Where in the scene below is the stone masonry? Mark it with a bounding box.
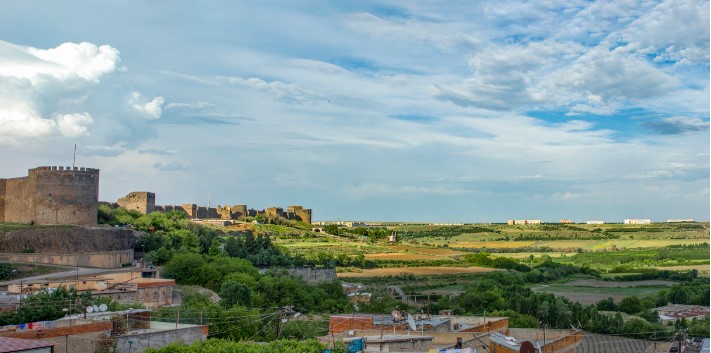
[0,166,99,226]
[118,191,312,223]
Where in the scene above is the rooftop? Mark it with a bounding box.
[0,337,54,352]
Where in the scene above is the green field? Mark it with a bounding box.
[272,222,709,273]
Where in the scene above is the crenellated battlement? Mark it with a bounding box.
[31,166,100,173]
[118,191,312,224]
[1,165,100,225]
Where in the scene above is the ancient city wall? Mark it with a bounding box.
[0,226,136,268]
[118,191,311,223]
[0,226,135,253]
[0,166,99,226]
[0,250,133,268]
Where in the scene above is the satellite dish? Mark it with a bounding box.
[93,305,100,312]
[519,341,535,353]
[407,314,417,331]
[86,306,94,313]
[99,304,108,312]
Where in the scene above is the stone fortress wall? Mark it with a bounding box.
[0,166,99,226]
[0,226,136,268]
[118,191,312,224]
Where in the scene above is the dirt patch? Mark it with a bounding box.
[563,279,675,288]
[656,265,710,272]
[337,266,497,278]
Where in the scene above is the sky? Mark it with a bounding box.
[0,1,708,223]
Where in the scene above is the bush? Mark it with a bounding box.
[0,263,13,280]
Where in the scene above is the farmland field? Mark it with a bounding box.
[363,253,440,261]
[561,279,675,287]
[532,281,672,305]
[387,245,467,256]
[336,266,497,278]
[272,222,709,273]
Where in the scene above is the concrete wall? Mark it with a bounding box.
[1,166,99,226]
[114,324,208,353]
[92,285,174,307]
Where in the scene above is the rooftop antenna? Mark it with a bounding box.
[72,143,77,168]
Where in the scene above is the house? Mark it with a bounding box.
[6,269,175,308]
[0,337,54,353]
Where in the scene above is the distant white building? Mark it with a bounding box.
[667,219,694,223]
[624,219,651,225]
[586,221,604,225]
[507,219,542,225]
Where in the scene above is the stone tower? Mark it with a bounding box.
[117,192,156,214]
[0,166,100,226]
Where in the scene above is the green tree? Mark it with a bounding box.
[0,263,13,280]
[596,297,617,311]
[618,296,643,315]
[638,309,659,323]
[324,224,340,235]
[220,281,252,308]
[162,253,209,286]
[146,246,174,265]
[689,318,710,337]
[622,318,652,337]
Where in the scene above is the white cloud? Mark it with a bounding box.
[27,42,120,82]
[56,112,93,136]
[619,0,710,64]
[345,12,481,52]
[0,40,120,144]
[153,161,190,171]
[130,92,165,119]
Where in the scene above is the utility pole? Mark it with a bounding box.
[18,281,23,312]
[543,324,547,353]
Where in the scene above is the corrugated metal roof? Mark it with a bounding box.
[0,336,54,352]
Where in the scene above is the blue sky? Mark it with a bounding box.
[0,1,708,222]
